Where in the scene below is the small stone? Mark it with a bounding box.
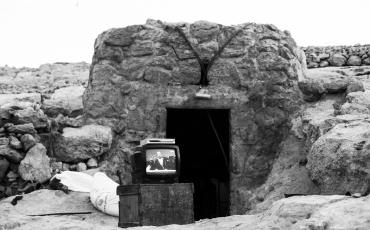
[3,123,13,129]
[0,137,9,146]
[50,161,63,174]
[362,58,370,65]
[307,62,319,68]
[0,127,5,133]
[6,171,19,182]
[5,186,12,196]
[7,123,36,134]
[319,61,329,68]
[69,164,77,171]
[128,105,136,110]
[0,157,10,181]
[20,134,37,151]
[318,53,330,60]
[86,158,98,169]
[77,162,87,172]
[352,193,362,198]
[18,143,51,183]
[9,136,22,150]
[0,185,5,193]
[62,163,70,171]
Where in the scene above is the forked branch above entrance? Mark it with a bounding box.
[172,26,242,86]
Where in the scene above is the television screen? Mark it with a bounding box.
[145,149,176,175]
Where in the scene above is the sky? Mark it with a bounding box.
[0,0,369,68]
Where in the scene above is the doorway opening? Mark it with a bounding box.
[166,108,230,220]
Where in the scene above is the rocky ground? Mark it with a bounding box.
[1,62,370,229]
[1,189,370,230]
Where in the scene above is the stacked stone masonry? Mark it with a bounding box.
[83,19,306,214]
[302,44,370,68]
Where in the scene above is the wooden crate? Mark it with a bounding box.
[116,183,194,228]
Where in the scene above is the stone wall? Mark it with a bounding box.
[0,63,113,199]
[302,44,370,68]
[83,19,306,214]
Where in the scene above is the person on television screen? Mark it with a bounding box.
[150,151,166,170]
[165,155,176,170]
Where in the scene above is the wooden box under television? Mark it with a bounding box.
[116,183,194,228]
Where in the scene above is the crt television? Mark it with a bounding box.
[131,139,181,184]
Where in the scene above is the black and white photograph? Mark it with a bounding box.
[1,0,370,229]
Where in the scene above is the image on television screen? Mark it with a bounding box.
[146,149,176,175]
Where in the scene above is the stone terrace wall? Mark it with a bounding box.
[302,44,370,68]
[83,19,306,214]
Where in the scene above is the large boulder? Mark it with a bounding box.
[299,68,365,101]
[53,125,113,163]
[43,85,85,117]
[18,143,51,183]
[307,119,370,195]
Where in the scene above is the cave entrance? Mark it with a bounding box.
[166,108,230,220]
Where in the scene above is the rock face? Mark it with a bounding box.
[53,125,113,163]
[299,65,370,198]
[18,143,51,183]
[83,20,305,214]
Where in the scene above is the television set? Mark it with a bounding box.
[131,139,181,184]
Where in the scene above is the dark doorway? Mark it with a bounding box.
[166,108,230,220]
